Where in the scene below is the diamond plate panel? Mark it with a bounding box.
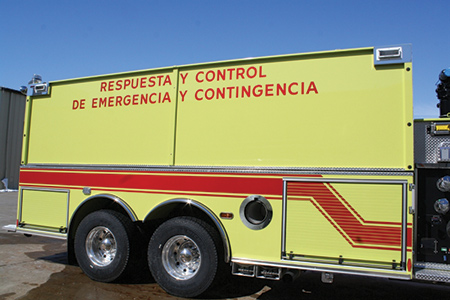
[415,269,450,282]
[415,121,450,163]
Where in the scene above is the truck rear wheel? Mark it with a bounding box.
[148,217,220,298]
[74,210,135,282]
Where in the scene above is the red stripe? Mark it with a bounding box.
[20,169,284,196]
[287,181,404,248]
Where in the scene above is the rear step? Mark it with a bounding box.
[231,263,302,281]
[232,263,281,280]
[415,262,450,282]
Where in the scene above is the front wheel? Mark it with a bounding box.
[148,217,220,298]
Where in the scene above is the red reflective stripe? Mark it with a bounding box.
[288,181,402,247]
[19,169,285,196]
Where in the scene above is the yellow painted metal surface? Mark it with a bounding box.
[20,189,69,230]
[175,50,413,169]
[26,69,178,165]
[23,47,413,170]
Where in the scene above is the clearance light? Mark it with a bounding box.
[436,124,450,131]
[376,47,402,60]
[373,45,411,66]
[220,212,234,220]
[431,123,450,136]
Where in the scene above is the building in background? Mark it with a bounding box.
[0,87,26,190]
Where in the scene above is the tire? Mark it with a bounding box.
[74,210,135,282]
[148,217,220,298]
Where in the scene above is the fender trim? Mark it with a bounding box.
[145,198,231,263]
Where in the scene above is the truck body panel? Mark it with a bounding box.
[26,69,178,165]
[22,47,413,170]
[18,167,413,277]
[20,45,443,296]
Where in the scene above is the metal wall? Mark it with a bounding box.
[0,87,26,190]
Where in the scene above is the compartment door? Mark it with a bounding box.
[282,177,408,269]
[19,188,70,234]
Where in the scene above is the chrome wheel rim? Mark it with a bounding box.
[162,235,201,280]
[86,226,117,267]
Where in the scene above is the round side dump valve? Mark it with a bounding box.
[240,195,272,230]
[434,198,450,214]
[437,176,450,192]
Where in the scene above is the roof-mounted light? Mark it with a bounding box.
[439,68,450,82]
[28,74,42,85]
[19,86,28,95]
[23,74,49,96]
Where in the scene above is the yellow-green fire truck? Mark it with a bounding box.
[14,44,450,297]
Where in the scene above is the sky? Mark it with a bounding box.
[1,0,449,118]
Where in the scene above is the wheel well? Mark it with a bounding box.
[68,197,230,265]
[67,196,136,265]
[143,199,230,263]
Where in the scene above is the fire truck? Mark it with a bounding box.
[15,45,450,297]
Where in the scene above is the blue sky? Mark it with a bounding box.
[1,0,449,118]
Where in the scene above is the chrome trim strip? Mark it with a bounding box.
[145,198,231,263]
[402,182,408,268]
[231,258,411,280]
[283,177,409,184]
[72,194,138,222]
[409,183,416,214]
[281,180,288,256]
[21,163,413,177]
[15,228,67,240]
